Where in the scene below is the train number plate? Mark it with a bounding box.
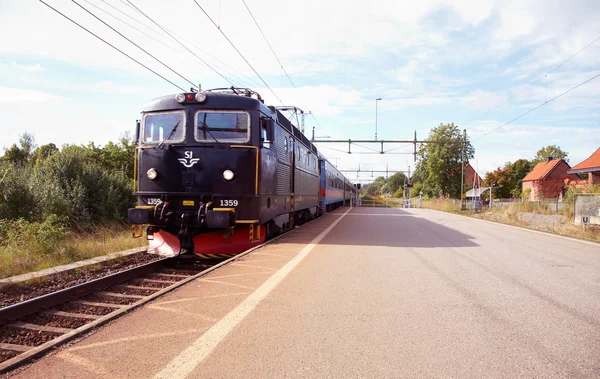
[147,198,162,205]
[219,199,239,207]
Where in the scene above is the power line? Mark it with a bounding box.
[241,0,302,102]
[88,0,261,89]
[465,33,600,126]
[473,70,600,142]
[72,0,198,89]
[111,0,263,89]
[242,0,328,134]
[83,0,177,52]
[125,0,236,86]
[191,0,283,104]
[100,0,171,42]
[39,0,186,91]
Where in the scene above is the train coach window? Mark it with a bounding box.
[142,111,186,144]
[195,111,249,143]
[284,137,289,154]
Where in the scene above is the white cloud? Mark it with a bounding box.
[460,90,508,111]
[20,63,46,72]
[0,86,66,103]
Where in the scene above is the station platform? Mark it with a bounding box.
[13,207,600,378]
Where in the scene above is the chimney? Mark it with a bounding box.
[546,156,553,163]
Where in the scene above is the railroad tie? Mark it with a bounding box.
[96,291,145,300]
[72,300,124,309]
[42,310,101,320]
[0,342,29,352]
[9,321,72,334]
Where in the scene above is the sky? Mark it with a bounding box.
[1,0,599,182]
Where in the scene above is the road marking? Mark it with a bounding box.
[205,272,273,280]
[146,304,217,322]
[251,252,288,257]
[229,262,279,270]
[197,279,254,290]
[70,329,205,352]
[233,258,288,263]
[154,207,351,379]
[58,352,122,378]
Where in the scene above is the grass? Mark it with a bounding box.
[420,199,600,242]
[0,222,146,279]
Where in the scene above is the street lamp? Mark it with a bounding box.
[375,98,382,140]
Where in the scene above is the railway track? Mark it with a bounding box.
[0,255,236,374]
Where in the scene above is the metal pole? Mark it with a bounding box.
[375,98,382,140]
[460,129,466,210]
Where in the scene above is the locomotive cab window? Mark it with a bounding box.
[195,111,249,143]
[142,111,186,144]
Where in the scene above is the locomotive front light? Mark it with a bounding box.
[175,93,186,103]
[147,168,158,180]
[223,169,235,181]
[195,91,207,102]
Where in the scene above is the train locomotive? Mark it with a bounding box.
[128,87,357,259]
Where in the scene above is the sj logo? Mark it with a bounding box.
[178,151,200,168]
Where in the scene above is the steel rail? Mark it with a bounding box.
[0,259,168,326]
[0,242,269,374]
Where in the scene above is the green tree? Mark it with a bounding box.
[381,172,407,195]
[532,145,568,165]
[483,167,513,198]
[507,158,532,197]
[361,176,386,196]
[32,143,59,166]
[414,123,474,198]
[1,132,37,166]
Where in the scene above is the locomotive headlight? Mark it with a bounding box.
[223,169,235,181]
[147,168,158,180]
[175,93,186,103]
[195,91,207,102]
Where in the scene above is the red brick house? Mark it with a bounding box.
[521,158,579,200]
[465,163,482,188]
[567,147,600,188]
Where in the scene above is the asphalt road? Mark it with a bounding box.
[15,208,600,378]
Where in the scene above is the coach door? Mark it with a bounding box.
[289,137,295,226]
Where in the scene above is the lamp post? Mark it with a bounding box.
[375,98,382,140]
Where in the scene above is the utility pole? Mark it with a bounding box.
[407,165,411,207]
[460,129,466,211]
[375,98,382,140]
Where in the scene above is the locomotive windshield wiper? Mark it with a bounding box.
[156,120,180,149]
[198,119,225,147]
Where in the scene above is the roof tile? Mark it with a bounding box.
[522,159,562,181]
[571,147,600,171]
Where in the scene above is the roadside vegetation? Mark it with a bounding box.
[359,124,598,242]
[0,133,144,279]
[418,186,600,242]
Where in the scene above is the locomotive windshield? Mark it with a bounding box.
[142,111,185,144]
[195,111,249,143]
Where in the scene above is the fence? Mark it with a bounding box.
[352,198,389,207]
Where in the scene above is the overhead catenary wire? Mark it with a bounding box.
[241,0,328,135]
[111,0,264,89]
[86,0,262,89]
[83,0,178,52]
[464,33,600,127]
[191,0,283,104]
[39,0,186,91]
[125,0,236,87]
[241,1,303,103]
[473,70,600,142]
[72,0,198,89]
